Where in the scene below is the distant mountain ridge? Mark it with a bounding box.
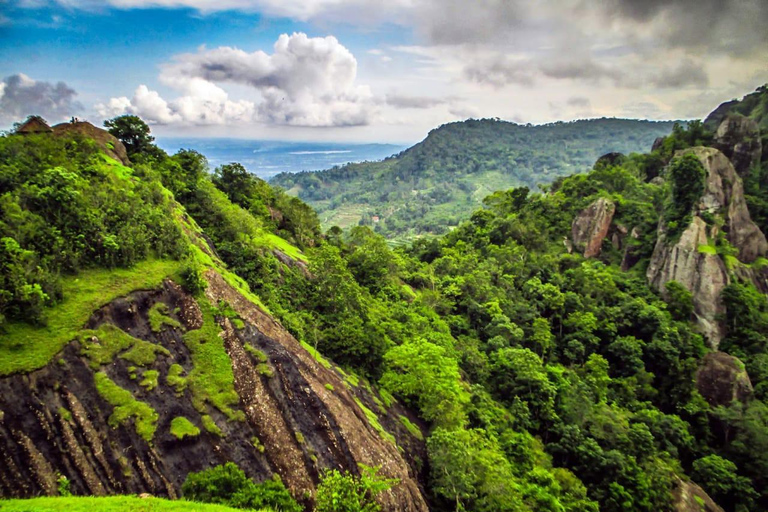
[271,117,678,241]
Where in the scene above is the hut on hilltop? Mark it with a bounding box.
[15,116,52,134]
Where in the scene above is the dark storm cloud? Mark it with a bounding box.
[463,56,535,87]
[567,96,591,107]
[0,74,83,124]
[652,59,709,88]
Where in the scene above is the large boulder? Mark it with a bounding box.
[52,121,131,166]
[672,478,725,512]
[647,216,729,346]
[690,147,767,263]
[713,114,762,176]
[695,352,753,407]
[571,197,615,259]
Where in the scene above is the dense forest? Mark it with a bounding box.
[271,118,677,242]
[1,85,768,512]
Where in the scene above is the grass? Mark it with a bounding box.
[170,416,200,439]
[181,300,244,422]
[0,259,182,376]
[256,233,307,263]
[244,344,268,363]
[79,324,170,369]
[256,363,274,378]
[0,496,265,511]
[140,370,159,391]
[697,244,717,255]
[94,372,158,442]
[398,415,424,441]
[201,414,222,436]
[148,303,181,332]
[167,364,188,394]
[354,397,396,445]
[378,389,395,408]
[299,341,332,369]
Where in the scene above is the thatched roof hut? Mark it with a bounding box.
[15,116,52,134]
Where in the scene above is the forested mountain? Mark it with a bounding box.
[271,118,677,241]
[2,85,768,512]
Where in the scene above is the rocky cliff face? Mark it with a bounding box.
[571,197,615,259]
[672,478,725,512]
[695,352,753,408]
[647,147,768,347]
[52,121,131,166]
[713,115,762,177]
[0,273,429,511]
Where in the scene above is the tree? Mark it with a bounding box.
[315,465,398,512]
[691,455,757,512]
[104,115,155,156]
[664,281,693,321]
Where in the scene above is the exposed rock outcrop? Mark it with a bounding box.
[696,352,753,408]
[713,114,762,176]
[594,152,626,169]
[571,198,615,259]
[52,121,131,166]
[672,478,725,512]
[691,147,767,263]
[647,216,729,345]
[0,276,429,511]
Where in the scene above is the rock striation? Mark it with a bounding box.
[713,114,762,177]
[571,197,615,259]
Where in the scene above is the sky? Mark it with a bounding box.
[0,0,767,143]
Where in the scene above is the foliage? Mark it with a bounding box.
[664,153,707,239]
[104,115,155,157]
[94,371,158,442]
[182,463,300,512]
[0,496,258,512]
[314,464,398,512]
[170,416,200,439]
[272,118,676,241]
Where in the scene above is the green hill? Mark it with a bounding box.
[271,117,676,241]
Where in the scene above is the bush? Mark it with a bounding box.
[182,462,301,512]
[315,465,398,512]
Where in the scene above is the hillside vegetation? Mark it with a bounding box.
[271,118,676,241]
[1,86,768,512]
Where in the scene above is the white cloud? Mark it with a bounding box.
[98,32,374,127]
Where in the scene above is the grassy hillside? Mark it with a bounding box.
[271,117,676,240]
[0,496,267,511]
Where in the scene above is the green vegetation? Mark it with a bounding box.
[182,463,300,512]
[201,414,222,436]
[315,464,398,512]
[79,323,170,369]
[0,259,181,376]
[140,370,159,391]
[354,397,396,445]
[170,416,200,439]
[181,301,243,421]
[398,415,423,441]
[148,302,181,332]
[94,372,158,442]
[167,364,188,394]
[272,118,676,241]
[0,496,253,512]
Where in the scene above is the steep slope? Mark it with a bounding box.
[272,118,676,241]
[0,126,428,510]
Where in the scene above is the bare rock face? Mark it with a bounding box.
[690,147,767,263]
[0,276,429,511]
[695,352,753,408]
[672,478,725,512]
[52,121,131,166]
[713,114,762,176]
[571,198,615,259]
[647,217,729,346]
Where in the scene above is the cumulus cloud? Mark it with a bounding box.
[99,33,374,127]
[0,73,83,124]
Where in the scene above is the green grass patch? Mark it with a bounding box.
[148,303,181,332]
[140,370,159,391]
[57,407,73,424]
[94,372,158,442]
[243,344,268,363]
[256,363,274,378]
[166,364,188,394]
[299,341,332,369]
[201,414,222,436]
[182,300,244,421]
[0,259,181,376]
[79,324,170,369]
[697,244,717,255]
[170,416,200,439]
[256,232,307,263]
[354,397,396,445]
[398,415,424,441]
[324,383,335,392]
[0,496,256,511]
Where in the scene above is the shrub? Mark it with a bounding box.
[182,462,300,512]
[315,464,398,512]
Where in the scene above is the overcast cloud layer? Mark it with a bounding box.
[5,0,768,140]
